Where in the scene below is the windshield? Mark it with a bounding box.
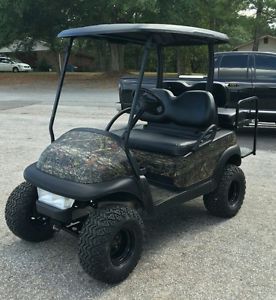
[11,58,22,63]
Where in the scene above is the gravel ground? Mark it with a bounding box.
[0,85,275,300]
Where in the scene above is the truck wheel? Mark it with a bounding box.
[203,165,246,218]
[5,182,54,242]
[79,207,144,284]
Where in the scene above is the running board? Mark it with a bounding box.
[150,179,216,208]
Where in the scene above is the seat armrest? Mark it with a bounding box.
[191,124,217,152]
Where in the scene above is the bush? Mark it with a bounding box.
[36,58,52,72]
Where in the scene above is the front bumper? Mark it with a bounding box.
[36,201,73,223]
[24,163,141,202]
[18,66,32,72]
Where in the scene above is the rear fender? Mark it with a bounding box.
[213,144,241,183]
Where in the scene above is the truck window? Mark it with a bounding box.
[218,54,248,81]
[255,55,276,81]
[214,56,219,80]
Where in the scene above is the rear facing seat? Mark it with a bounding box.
[190,82,249,128]
[163,81,191,96]
[218,107,248,128]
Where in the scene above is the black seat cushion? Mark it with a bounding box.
[218,108,248,128]
[113,126,199,156]
[113,90,218,156]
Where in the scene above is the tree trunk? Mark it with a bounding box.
[177,48,184,75]
[54,52,61,74]
[177,48,191,75]
[252,0,264,51]
[110,43,124,73]
[96,43,108,72]
[119,45,125,71]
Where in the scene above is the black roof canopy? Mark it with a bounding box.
[58,23,229,46]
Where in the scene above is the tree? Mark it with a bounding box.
[0,0,84,71]
[242,0,276,50]
[74,0,155,72]
[0,0,275,74]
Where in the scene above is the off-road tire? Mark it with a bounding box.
[203,164,246,218]
[13,67,19,73]
[5,182,54,242]
[79,207,144,284]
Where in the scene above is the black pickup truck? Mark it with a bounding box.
[119,51,276,122]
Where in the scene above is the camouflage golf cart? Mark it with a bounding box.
[5,24,258,284]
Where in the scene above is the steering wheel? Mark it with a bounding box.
[136,88,165,119]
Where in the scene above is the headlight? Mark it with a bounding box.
[115,102,122,111]
[37,188,75,210]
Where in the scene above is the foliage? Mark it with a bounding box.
[0,0,275,73]
[242,0,276,50]
[36,58,52,72]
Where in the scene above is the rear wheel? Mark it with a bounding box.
[203,164,246,218]
[79,207,144,284]
[5,182,54,242]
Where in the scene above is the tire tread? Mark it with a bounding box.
[79,206,144,283]
[5,182,54,242]
[203,165,246,218]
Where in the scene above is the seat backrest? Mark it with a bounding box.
[168,90,217,128]
[163,81,191,96]
[141,89,217,128]
[190,82,230,107]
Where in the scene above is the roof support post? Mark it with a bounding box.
[123,37,152,178]
[49,37,73,142]
[124,37,152,145]
[156,46,164,88]
[206,43,214,92]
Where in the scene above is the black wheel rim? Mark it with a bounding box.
[110,228,135,266]
[228,181,240,207]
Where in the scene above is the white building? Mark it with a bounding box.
[233,35,276,53]
[0,41,50,54]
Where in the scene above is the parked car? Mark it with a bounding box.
[66,64,78,72]
[119,51,276,123]
[0,57,32,72]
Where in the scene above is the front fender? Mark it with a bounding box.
[24,163,142,202]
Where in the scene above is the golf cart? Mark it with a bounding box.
[5,24,258,284]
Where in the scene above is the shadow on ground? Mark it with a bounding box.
[237,125,276,152]
[1,199,224,296]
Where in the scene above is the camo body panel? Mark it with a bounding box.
[37,129,133,184]
[133,132,237,188]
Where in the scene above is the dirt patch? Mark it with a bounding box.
[0,72,120,88]
[0,100,41,111]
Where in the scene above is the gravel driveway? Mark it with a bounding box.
[0,85,275,300]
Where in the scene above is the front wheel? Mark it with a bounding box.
[5,182,54,242]
[13,67,19,73]
[203,164,246,218]
[79,207,144,284]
